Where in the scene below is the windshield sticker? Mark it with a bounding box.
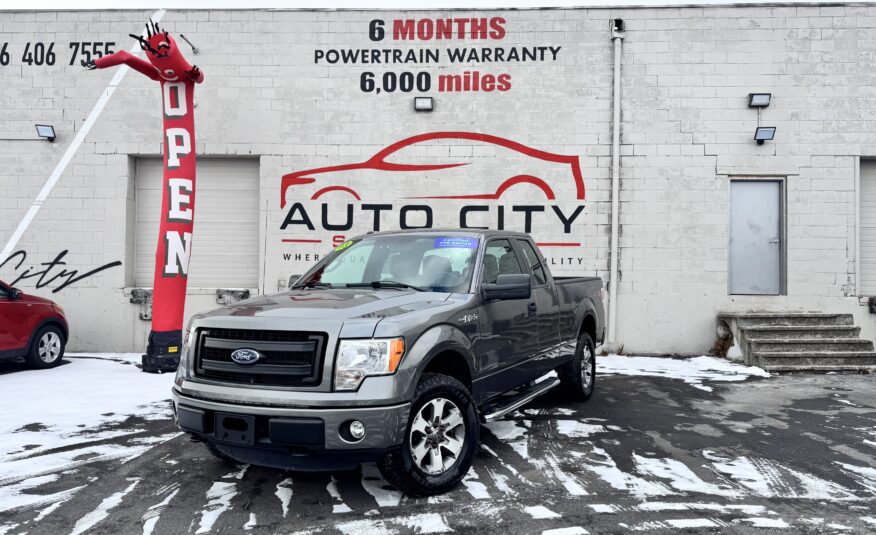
[334,240,354,252]
[434,237,478,249]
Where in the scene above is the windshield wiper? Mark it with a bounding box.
[346,280,426,292]
[291,281,333,289]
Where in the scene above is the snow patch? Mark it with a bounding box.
[361,463,403,507]
[738,517,790,528]
[837,462,876,493]
[336,519,393,535]
[705,450,857,500]
[327,476,352,514]
[588,504,619,514]
[486,468,515,496]
[275,477,293,518]
[635,455,740,497]
[598,355,769,391]
[142,488,179,535]
[484,419,530,459]
[196,480,238,534]
[70,478,139,535]
[541,527,588,535]
[554,420,609,438]
[582,448,674,498]
[0,355,173,460]
[533,452,587,496]
[524,505,561,519]
[462,468,490,500]
[34,498,69,522]
[395,513,452,533]
[636,502,769,515]
[665,518,719,528]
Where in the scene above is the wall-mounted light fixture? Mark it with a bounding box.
[748,93,771,108]
[414,96,433,112]
[35,124,56,142]
[754,126,776,145]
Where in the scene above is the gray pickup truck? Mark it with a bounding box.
[172,229,604,495]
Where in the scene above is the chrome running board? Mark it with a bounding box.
[481,376,561,422]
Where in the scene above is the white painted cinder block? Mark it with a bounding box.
[1,4,875,354]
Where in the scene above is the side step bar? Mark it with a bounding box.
[481,376,561,422]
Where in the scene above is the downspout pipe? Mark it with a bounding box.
[606,19,625,354]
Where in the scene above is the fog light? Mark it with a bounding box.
[349,420,366,440]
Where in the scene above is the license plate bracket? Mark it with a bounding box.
[214,412,255,446]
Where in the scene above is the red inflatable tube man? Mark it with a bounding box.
[86,21,204,372]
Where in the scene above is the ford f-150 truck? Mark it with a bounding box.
[172,229,604,495]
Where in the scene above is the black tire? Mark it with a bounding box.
[557,332,596,401]
[378,373,480,496]
[25,325,65,369]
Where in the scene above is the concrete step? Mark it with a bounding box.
[749,338,875,353]
[754,351,876,369]
[762,364,876,373]
[741,325,861,339]
[732,313,854,328]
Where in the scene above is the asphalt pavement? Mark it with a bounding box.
[1,358,875,534]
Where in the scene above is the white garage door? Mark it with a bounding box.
[135,158,260,288]
[861,160,876,295]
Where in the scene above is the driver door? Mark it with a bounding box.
[474,239,539,400]
[0,282,26,352]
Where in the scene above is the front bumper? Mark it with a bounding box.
[172,388,410,459]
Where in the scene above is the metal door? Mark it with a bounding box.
[860,161,876,295]
[729,180,783,295]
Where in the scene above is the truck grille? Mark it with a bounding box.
[193,328,326,387]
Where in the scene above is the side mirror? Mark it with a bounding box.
[11,288,22,299]
[288,275,302,288]
[482,274,531,301]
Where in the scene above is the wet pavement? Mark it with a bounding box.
[1,356,875,534]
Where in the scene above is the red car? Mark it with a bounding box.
[0,280,68,368]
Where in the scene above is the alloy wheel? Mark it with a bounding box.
[580,344,594,391]
[409,397,465,475]
[39,331,62,363]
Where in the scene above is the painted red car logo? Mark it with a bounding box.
[280,132,585,208]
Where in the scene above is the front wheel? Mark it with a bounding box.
[25,325,65,369]
[378,373,480,496]
[557,332,596,401]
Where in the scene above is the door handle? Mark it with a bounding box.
[769,238,780,244]
[528,302,537,315]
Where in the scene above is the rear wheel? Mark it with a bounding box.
[378,373,479,496]
[25,325,65,369]
[557,332,596,401]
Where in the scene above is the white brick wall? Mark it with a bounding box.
[1,5,875,353]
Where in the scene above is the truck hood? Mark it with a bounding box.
[196,288,453,321]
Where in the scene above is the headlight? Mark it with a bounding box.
[176,329,192,386]
[335,338,404,391]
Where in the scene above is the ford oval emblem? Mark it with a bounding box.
[230,348,261,366]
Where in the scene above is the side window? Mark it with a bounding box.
[0,285,8,299]
[482,239,522,284]
[517,240,547,286]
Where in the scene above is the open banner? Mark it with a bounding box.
[87,21,204,372]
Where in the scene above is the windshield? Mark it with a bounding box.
[298,235,479,293]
